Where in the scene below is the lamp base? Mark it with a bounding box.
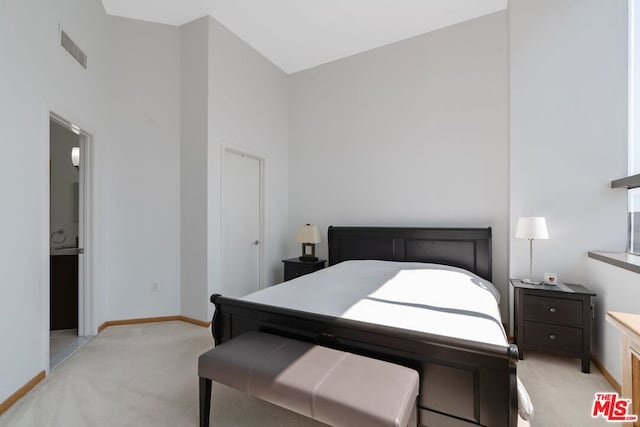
[299,243,317,262]
[522,278,543,285]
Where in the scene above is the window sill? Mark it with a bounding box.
[588,251,640,275]
[611,173,640,189]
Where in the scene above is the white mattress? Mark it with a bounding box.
[242,260,508,348]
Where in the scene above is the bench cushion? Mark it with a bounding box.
[199,331,419,427]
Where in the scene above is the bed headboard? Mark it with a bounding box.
[327,226,492,282]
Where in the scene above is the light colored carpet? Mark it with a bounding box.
[518,351,613,427]
[0,322,614,426]
[1,322,323,427]
[50,329,93,369]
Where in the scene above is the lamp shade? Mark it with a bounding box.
[71,147,80,167]
[515,217,549,240]
[295,224,321,244]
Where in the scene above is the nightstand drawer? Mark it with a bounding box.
[523,321,582,353]
[285,263,311,279]
[523,295,582,326]
[282,258,326,282]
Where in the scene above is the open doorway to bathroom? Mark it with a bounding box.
[49,113,93,368]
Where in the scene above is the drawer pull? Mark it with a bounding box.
[549,333,557,340]
[549,307,557,313]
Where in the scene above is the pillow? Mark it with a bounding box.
[517,377,534,421]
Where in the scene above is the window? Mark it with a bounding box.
[631,189,640,254]
[621,0,640,254]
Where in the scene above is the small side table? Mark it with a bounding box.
[282,258,326,281]
[511,278,596,373]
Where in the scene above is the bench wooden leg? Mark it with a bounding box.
[200,377,212,427]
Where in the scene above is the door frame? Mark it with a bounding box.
[47,112,95,340]
[220,147,265,297]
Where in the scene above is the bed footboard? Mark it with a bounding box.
[211,294,519,427]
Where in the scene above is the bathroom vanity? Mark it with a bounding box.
[50,252,78,330]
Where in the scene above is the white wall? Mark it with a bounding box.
[178,17,290,321]
[288,12,510,314]
[588,258,640,384]
[180,17,210,321]
[50,122,80,247]
[509,0,628,284]
[0,0,109,404]
[0,0,182,403]
[106,16,181,320]
[207,18,289,307]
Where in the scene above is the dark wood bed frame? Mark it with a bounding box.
[210,226,519,427]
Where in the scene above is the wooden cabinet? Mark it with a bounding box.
[511,279,595,373]
[282,258,326,281]
[50,255,78,330]
[607,311,640,426]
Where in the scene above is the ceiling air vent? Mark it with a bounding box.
[60,30,87,69]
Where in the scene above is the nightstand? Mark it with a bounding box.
[282,258,326,281]
[511,278,596,373]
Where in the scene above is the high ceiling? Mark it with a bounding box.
[101,0,507,74]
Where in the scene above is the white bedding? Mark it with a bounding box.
[242,260,508,348]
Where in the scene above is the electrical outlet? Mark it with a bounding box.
[151,282,159,292]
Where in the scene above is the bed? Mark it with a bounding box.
[210,226,519,426]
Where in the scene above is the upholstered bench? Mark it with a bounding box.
[198,331,419,427]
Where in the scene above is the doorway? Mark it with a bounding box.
[222,149,263,298]
[49,113,93,368]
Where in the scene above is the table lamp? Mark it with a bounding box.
[296,224,321,261]
[515,217,549,284]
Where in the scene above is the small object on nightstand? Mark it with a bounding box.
[543,272,558,285]
[282,258,326,282]
[511,278,596,373]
